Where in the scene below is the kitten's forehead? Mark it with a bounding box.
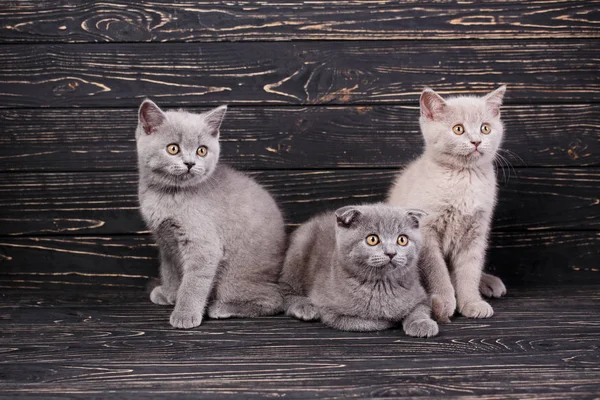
[359,206,412,233]
[165,111,210,135]
[444,96,491,122]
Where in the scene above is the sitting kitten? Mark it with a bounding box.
[388,87,508,322]
[280,204,438,337]
[136,100,286,329]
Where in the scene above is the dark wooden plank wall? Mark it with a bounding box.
[0,1,598,289]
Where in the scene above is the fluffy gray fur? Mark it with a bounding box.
[280,203,438,337]
[387,87,508,322]
[136,100,286,329]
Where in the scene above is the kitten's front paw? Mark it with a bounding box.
[150,286,176,305]
[404,318,439,338]
[480,273,507,298]
[287,302,319,321]
[460,300,494,319]
[170,309,203,329]
[431,292,456,323]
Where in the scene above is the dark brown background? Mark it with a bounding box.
[0,1,598,289]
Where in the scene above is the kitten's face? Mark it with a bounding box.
[419,86,506,166]
[334,205,424,277]
[135,100,226,189]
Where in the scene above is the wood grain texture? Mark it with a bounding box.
[0,168,597,237]
[0,232,598,288]
[0,40,598,107]
[0,231,600,290]
[0,287,598,398]
[1,104,598,172]
[1,1,599,43]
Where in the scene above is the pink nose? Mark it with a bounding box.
[471,141,481,148]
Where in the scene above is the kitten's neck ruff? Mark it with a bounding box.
[424,148,494,174]
[139,165,218,197]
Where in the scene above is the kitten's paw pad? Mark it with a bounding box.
[287,302,319,321]
[431,293,456,323]
[150,286,175,306]
[460,300,494,319]
[479,274,507,298]
[207,302,232,319]
[404,318,439,338]
[170,310,203,329]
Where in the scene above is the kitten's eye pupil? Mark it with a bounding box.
[481,123,491,134]
[167,144,179,155]
[366,235,380,246]
[452,124,465,135]
[197,146,208,157]
[397,235,409,246]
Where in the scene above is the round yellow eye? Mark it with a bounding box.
[167,144,179,155]
[366,235,380,246]
[452,124,465,135]
[197,146,208,157]
[397,235,409,246]
[481,123,491,134]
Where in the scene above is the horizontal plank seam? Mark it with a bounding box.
[1,37,599,45]
[0,166,598,175]
[2,100,600,111]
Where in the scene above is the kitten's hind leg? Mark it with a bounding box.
[480,272,507,298]
[208,283,284,319]
[322,313,393,331]
[284,296,320,321]
[402,303,439,338]
[207,299,280,319]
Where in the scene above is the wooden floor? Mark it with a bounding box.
[1,286,599,399]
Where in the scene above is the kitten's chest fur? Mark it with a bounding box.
[320,268,422,321]
[430,166,497,251]
[139,187,209,231]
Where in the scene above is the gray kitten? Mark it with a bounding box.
[136,100,286,329]
[280,203,439,337]
[388,87,508,322]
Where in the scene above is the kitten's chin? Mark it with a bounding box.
[147,168,211,190]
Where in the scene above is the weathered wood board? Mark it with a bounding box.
[1,1,598,42]
[0,287,598,398]
[0,41,598,107]
[1,104,597,172]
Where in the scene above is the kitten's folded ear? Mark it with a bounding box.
[139,99,166,135]
[420,88,447,120]
[204,105,228,137]
[405,209,427,229]
[484,85,506,117]
[335,206,362,228]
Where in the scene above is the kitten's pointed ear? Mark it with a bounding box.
[405,209,427,229]
[420,88,447,120]
[484,85,506,117]
[335,206,362,228]
[139,99,166,135]
[204,105,227,137]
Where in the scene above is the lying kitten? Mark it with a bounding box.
[388,87,508,322]
[280,204,438,337]
[136,100,286,329]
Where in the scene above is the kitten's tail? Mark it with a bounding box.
[146,277,161,295]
